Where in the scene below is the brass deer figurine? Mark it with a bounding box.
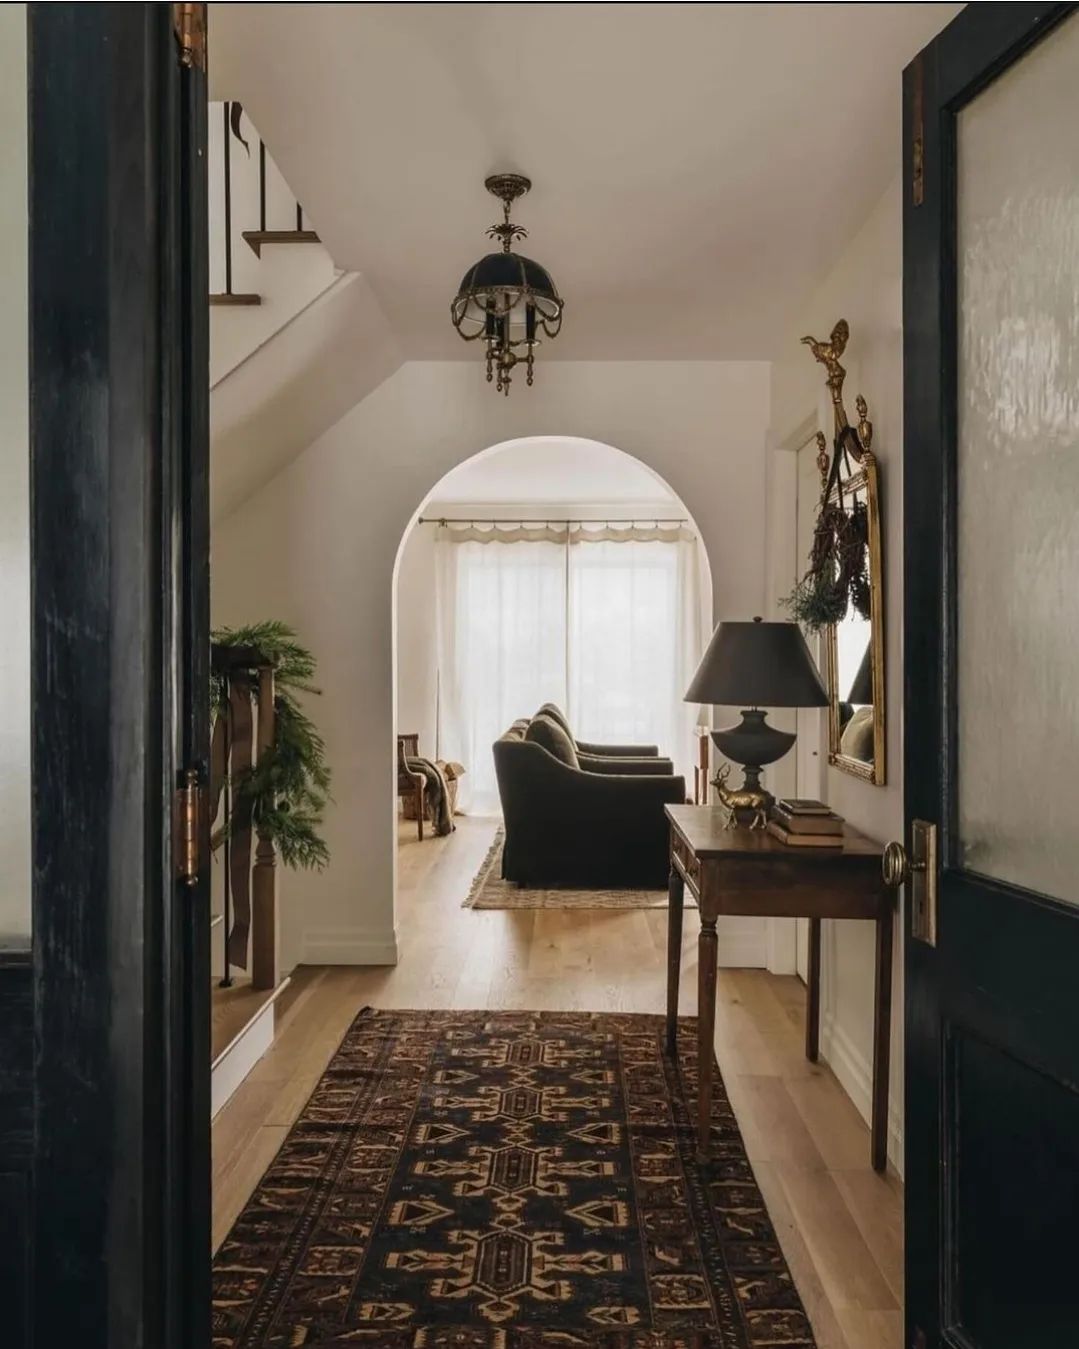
[713,763,768,831]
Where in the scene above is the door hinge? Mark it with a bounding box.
[911,54,925,207]
[173,2,207,72]
[174,768,204,887]
[909,819,938,946]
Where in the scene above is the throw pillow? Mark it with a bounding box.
[525,714,579,769]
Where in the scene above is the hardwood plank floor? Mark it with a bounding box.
[213,814,903,1348]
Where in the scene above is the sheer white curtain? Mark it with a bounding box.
[436,527,567,813]
[568,529,702,781]
[436,523,704,812]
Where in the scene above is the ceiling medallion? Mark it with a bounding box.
[450,173,564,395]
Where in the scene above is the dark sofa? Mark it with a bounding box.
[493,713,685,890]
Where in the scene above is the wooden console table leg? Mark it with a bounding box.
[871,906,894,1173]
[697,915,718,1160]
[665,865,685,1056]
[805,916,821,1062]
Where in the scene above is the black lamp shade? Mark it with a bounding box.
[452,252,563,336]
[684,618,828,709]
[455,251,560,304]
[848,642,874,704]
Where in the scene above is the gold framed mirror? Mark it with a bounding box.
[824,454,885,783]
[791,319,886,785]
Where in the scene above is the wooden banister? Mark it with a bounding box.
[251,663,278,991]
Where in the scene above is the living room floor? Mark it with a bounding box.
[213,815,903,1349]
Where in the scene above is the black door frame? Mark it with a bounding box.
[902,5,1077,1347]
[26,5,210,1346]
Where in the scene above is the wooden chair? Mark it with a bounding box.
[397,733,425,840]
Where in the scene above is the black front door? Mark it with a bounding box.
[902,6,1079,1347]
[27,6,211,1346]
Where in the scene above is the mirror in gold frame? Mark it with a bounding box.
[797,318,885,785]
[824,454,884,783]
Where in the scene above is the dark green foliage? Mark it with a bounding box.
[212,620,331,871]
[783,496,871,633]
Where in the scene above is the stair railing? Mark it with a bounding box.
[210,100,319,307]
[211,642,278,992]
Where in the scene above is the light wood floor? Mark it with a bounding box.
[213,815,903,1349]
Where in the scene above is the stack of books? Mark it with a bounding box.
[767,798,844,848]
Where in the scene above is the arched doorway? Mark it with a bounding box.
[392,435,713,892]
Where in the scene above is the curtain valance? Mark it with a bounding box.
[435,522,696,545]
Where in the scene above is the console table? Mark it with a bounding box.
[664,803,894,1172]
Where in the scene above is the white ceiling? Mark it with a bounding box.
[211,2,959,360]
[426,436,680,509]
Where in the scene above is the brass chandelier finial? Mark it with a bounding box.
[450,173,564,395]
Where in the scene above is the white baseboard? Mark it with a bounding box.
[211,998,275,1118]
[300,925,399,966]
[716,917,768,968]
[820,1009,903,1175]
[765,916,798,975]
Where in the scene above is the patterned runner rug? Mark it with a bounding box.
[463,832,681,910]
[213,1008,815,1348]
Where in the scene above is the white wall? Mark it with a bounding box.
[394,521,438,758]
[0,5,29,945]
[212,359,771,971]
[765,178,905,1169]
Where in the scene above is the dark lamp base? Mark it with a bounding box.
[710,708,797,797]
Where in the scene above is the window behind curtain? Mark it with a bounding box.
[569,537,693,763]
[436,526,703,813]
[436,535,567,812]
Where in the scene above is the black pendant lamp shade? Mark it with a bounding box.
[451,173,563,395]
[452,253,562,334]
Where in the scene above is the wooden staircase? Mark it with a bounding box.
[210,101,322,309]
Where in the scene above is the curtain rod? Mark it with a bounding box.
[417,516,689,525]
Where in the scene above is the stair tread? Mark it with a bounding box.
[242,228,321,257]
[210,292,262,306]
[211,974,291,1064]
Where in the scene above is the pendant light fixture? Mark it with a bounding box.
[450,174,564,395]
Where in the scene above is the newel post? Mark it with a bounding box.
[251,663,278,991]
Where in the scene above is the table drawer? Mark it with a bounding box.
[671,831,701,896]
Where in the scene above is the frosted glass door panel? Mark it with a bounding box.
[0,4,29,945]
[956,14,1079,904]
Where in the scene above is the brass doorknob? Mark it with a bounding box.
[882,840,914,888]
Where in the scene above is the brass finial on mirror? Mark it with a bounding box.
[815,431,830,489]
[855,394,873,456]
[801,318,850,420]
[801,317,874,470]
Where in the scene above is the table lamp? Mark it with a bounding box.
[684,616,828,802]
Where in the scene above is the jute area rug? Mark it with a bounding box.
[212,1008,816,1348]
[463,832,684,910]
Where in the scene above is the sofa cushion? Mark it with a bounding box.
[525,713,579,769]
[840,704,875,760]
[537,702,572,734]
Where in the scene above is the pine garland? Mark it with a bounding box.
[212,620,332,871]
[783,428,872,633]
